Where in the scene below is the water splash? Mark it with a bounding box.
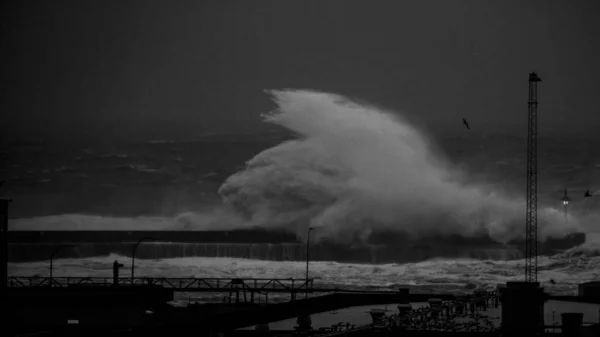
[219,90,583,243]
[9,89,596,251]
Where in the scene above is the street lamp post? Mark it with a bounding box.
[305,227,314,299]
[562,188,570,228]
[49,244,78,286]
[131,236,157,283]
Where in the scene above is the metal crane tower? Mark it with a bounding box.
[525,72,541,283]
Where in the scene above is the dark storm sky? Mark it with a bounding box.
[2,0,599,143]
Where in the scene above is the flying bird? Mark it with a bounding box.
[462,118,470,130]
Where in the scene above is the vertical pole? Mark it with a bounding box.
[0,199,9,296]
[131,244,136,283]
[305,227,312,299]
[114,261,118,285]
[113,260,123,285]
[131,236,157,283]
[49,245,77,287]
[50,257,53,285]
[563,188,569,229]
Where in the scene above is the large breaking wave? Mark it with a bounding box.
[8,89,599,253]
[218,90,583,244]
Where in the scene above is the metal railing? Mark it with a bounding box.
[6,276,316,293]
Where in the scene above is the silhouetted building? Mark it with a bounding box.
[578,281,600,299]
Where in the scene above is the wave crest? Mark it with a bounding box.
[219,90,582,243]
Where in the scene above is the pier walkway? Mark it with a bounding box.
[7,276,317,293]
[6,276,487,299]
[5,276,460,303]
[6,276,494,308]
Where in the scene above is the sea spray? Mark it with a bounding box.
[219,90,582,243]
[8,90,592,246]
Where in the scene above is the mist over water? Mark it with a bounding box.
[9,89,599,252]
[219,90,583,243]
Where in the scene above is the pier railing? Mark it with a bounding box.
[6,276,316,293]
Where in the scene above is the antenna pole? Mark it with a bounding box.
[563,188,569,229]
[525,72,541,283]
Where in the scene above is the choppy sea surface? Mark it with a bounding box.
[4,133,600,298]
[4,91,600,300]
[9,249,600,298]
[2,133,600,220]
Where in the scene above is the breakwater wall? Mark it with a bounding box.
[8,242,523,264]
[7,229,297,244]
[6,230,584,264]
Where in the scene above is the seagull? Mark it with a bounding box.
[462,118,470,130]
[584,190,593,198]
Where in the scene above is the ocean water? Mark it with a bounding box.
[8,251,600,298]
[3,90,600,293]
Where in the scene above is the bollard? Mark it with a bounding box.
[295,314,313,332]
[561,313,583,337]
[500,282,547,335]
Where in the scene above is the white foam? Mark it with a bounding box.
[219,90,588,242]
[9,255,598,296]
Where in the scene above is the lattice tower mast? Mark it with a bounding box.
[525,72,541,283]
